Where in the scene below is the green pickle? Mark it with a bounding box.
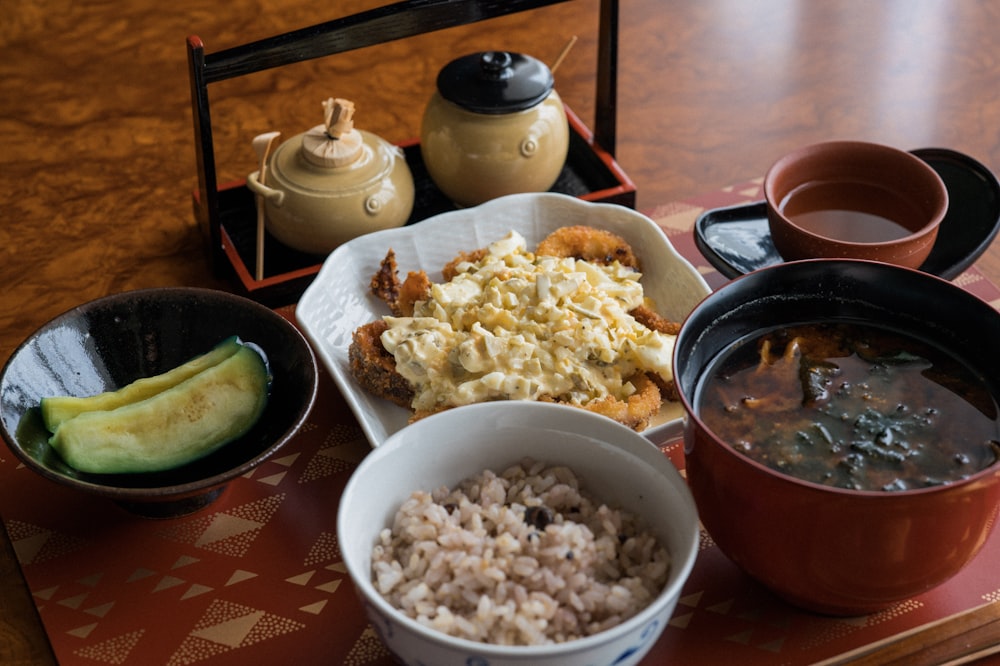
[44,341,270,474]
[41,336,242,432]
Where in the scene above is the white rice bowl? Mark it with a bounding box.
[337,402,699,665]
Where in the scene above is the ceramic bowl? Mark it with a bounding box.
[0,287,317,518]
[338,401,700,665]
[673,260,1000,615]
[764,141,948,268]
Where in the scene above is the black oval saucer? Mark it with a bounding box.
[694,148,1000,280]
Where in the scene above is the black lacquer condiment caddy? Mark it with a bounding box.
[188,0,633,307]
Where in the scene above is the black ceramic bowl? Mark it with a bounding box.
[0,287,317,518]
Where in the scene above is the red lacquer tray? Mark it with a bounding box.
[3,182,1000,665]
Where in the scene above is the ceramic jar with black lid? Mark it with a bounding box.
[420,51,570,208]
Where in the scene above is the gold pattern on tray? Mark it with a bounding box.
[158,495,285,557]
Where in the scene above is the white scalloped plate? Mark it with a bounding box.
[296,192,712,447]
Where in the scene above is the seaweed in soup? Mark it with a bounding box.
[697,322,1000,491]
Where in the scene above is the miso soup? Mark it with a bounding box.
[695,322,1000,491]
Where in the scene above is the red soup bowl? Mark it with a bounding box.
[673,259,1000,615]
[764,141,948,268]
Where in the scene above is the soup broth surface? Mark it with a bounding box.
[696,322,1000,491]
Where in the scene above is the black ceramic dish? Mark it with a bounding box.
[695,148,1000,280]
[0,287,317,518]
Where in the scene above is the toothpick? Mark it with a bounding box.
[251,131,281,281]
[551,35,578,75]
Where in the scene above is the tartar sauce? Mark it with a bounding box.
[380,231,675,412]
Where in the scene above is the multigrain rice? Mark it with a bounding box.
[371,458,670,645]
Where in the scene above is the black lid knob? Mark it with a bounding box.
[436,51,554,114]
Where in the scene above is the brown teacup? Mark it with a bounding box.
[764,140,948,268]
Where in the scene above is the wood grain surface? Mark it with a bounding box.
[3,1,1000,662]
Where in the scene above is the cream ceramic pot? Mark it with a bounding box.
[420,51,569,208]
[247,100,414,255]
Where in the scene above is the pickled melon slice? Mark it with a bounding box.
[48,345,269,474]
[41,336,242,432]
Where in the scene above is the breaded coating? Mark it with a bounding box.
[550,373,662,431]
[370,249,402,315]
[369,250,432,316]
[442,248,488,281]
[348,320,413,407]
[631,304,681,336]
[536,225,641,270]
[397,271,431,317]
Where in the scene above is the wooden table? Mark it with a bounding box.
[3,1,1000,662]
